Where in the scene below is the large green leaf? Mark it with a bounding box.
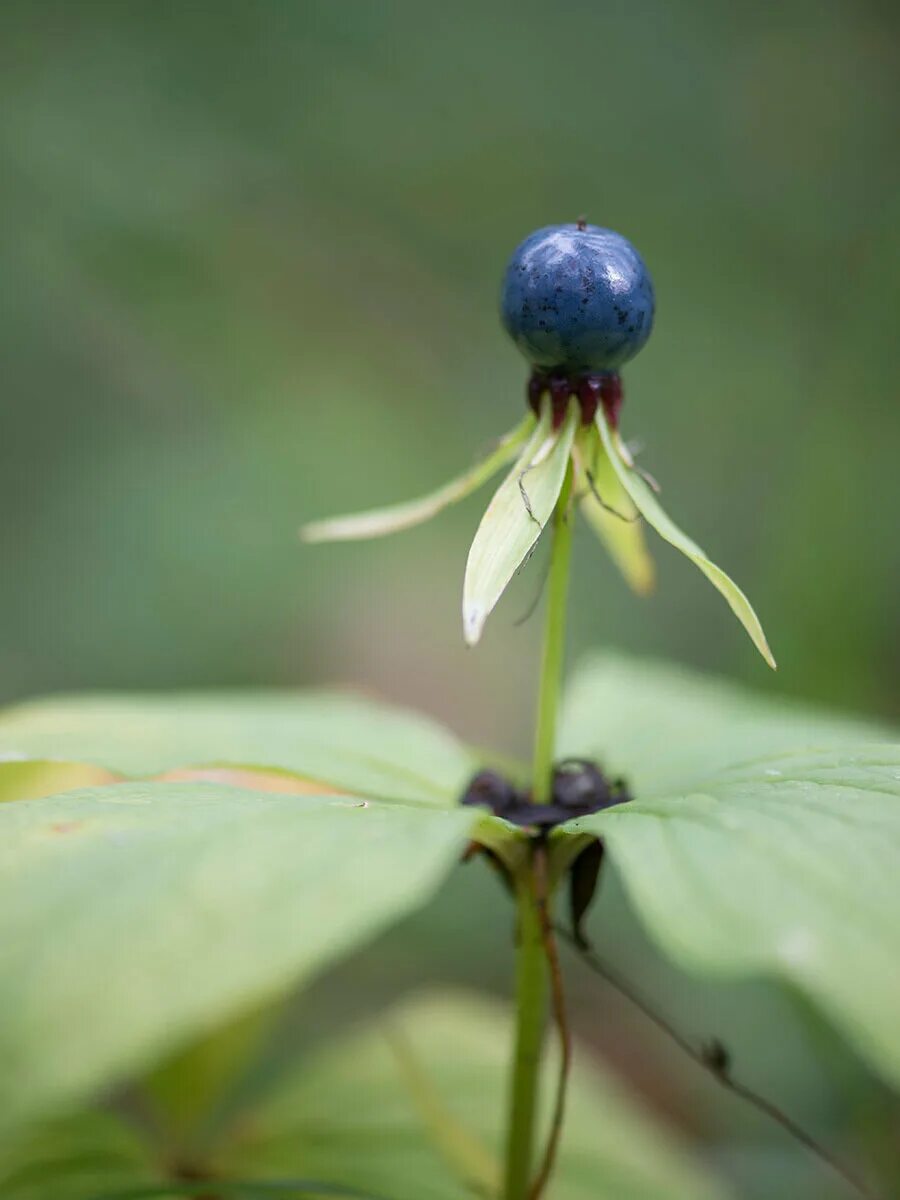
[559,652,892,796]
[463,402,577,645]
[560,656,900,1084]
[0,691,475,806]
[0,783,479,1135]
[596,410,775,669]
[219,992,731,1200]
[576,746,900,1087]
[0,1108,387,1199]
[300,415,535,543]
[0,995,730,1200]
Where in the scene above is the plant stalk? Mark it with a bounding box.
[503,865,548,1200]
[531,459,575,804]
[503,459,575,1200]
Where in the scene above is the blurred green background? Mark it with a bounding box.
[1,5,899,1196]
[2,0,898,750]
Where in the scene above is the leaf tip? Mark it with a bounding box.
[747,623,777,670]
[463,607,484,647]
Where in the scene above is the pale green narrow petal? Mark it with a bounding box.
[576,424,655,596]
[463,402,577,646]
[596,409,776,669]
[301,414,535,543]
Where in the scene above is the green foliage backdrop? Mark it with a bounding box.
[0,6,898,1197]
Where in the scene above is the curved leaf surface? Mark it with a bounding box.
[579,746,900,1087]
[0,783,477,1134]
[0,691,475,806]
[559,653,892,796]
[0,997,731,1199]
[0,1111,157,1200]
[0,760,116,803]
[221,992,731,1200]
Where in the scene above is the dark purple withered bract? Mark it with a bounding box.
[459,760,631,830]
[500,223,655,374]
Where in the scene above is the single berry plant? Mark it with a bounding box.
[1,216,895,1200]
[301,218,786,1200]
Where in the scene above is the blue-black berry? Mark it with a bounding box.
[500,222,654,427]
[501,222,655,373]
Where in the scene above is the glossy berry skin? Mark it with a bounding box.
[500,223,655,374]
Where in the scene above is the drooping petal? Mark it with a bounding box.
[300,415,535,543]
[463,401,577,646]
[575,424,655,596]
[596,408,776,669]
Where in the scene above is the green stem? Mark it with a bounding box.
[503,866,547,1200]
[531,460,575,804]
[503,460,576,1200]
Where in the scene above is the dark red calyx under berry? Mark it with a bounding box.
[459,760,631,830]
[528,369,623,430]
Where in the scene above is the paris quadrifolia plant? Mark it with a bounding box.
[0,223,897,1200]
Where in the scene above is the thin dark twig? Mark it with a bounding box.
[621,439,662,494]
[555,926,879,1200]
[518,464,540,525]
[514,547,552,626]
[529,842,572,1200]
[632,463,661,493]
[584,470,639,523]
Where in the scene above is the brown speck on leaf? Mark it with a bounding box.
[49,821,83,835]
[158,767,339,795]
